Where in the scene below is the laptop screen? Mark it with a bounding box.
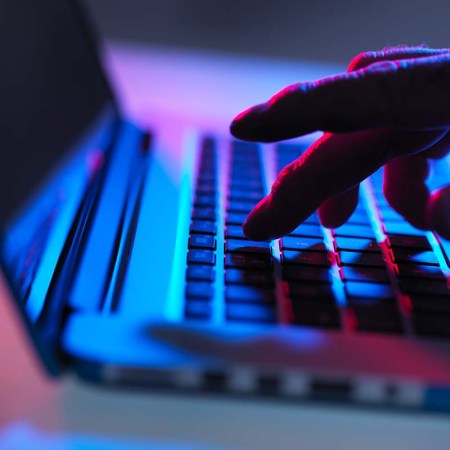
[0,0,121,372]
[0,0,117,223]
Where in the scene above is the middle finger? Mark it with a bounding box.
[243,129,445,240]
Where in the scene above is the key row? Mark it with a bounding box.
[184,137,218,320]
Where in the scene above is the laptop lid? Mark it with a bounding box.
[0,0,121,375]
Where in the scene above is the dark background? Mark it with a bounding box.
[88,0,450,65]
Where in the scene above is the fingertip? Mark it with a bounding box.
[242,220,266,241]
[242,197,287,241]
[230,103,269,141]
[242,221,276,242]
[318,212,349,229]
[318,188,359,228]
[242,208,274,241]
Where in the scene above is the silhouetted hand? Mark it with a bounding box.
[230,47,450,241]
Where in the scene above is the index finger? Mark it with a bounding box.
[231,52,450,142]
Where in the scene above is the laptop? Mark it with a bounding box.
[3,0,450,412]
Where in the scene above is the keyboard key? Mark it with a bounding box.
[281,236,326,252]
[399,279,450,297]
[353,303,403,334]
[333,223,374,238]
[289,224,323,238]
[232,149,259,159]
[199,153,215,163]
[345,281,395,300]
[229,179,263,190]
[225,253,272,270]
[226,285,275,304]
[390,248,440,266]
[199,167,216,177]
[232,159,260,169]
[341,266,389,284]
[395,263,446,281]
[196,184,216,195]
[282,250,330,267]
[383,221,426,236]
[346,210,370,224]
[189,234,216,250]
[225,239,271,254]
[186,265,215,282]
[198,167,216,178]
[387,234,432,250]
[185,282,214,300]
[185,281,214,300]
[232,140,259,153]
[194,194,216,208]
[185,301,212,319]
[277,142,308,157]
[231,169,262,181]
[231,159,260,168]
[288,282,335,301]
[229,189,263,202]
[225,269,275,287]
[282,265,332,283]
[232,150,259,160]
[200,137,216,151]
[303,214,321,225]
[338,251,385,267]
[227,200,256,213]
[378,209,404,222]
[190,221,217,235]
[225,225,247,240]
[291,301,340,329]
[226,304,276,323]
[188,249,215,265]
[192,208,216,221]
[334,236,380,253]
[199,151,215,161]
[226,212,248,225]
[198,173,216,183]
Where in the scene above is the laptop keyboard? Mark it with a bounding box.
[184,137,450,338]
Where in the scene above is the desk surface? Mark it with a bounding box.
[2,42,450,449]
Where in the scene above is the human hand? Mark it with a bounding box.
[230,47,450,241]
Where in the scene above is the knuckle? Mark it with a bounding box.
[393,55,450,127]
[347,45,445,73]
[359,60,400,127]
